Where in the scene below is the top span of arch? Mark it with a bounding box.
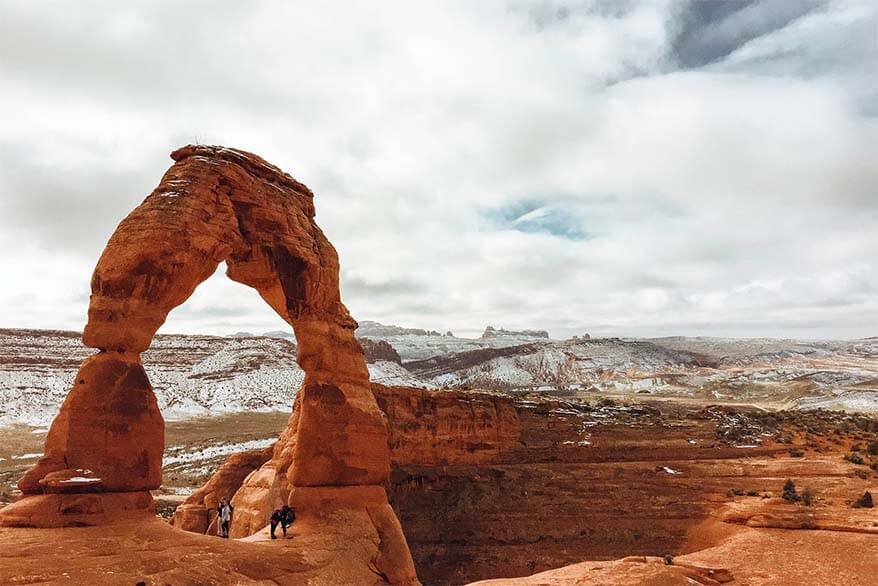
[171,144,316,209]
[83,144,354,354]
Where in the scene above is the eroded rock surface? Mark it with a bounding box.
[361,338,403,365]
[171,443,274,535]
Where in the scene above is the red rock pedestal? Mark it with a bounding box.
[1,351,163,528]
[0,145,418,583]
[18,352,164,495]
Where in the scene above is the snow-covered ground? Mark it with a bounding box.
[1,327,877,426]
[0,330,303,426]
[372,331,878,412]
[162,438,275,466]
[367,360,435,388]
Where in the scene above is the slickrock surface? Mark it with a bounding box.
[469,527,878,585]
[676,526,878,585]
[0,516,395,585]
[0,146,417,584]
[469,556,733,586]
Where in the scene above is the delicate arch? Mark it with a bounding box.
[19,145,388,499]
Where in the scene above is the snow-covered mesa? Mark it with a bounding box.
[1,325,877,426]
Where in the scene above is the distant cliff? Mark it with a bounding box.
[481,325,549,339]
[356,320,445,337]
[359,338,402,364]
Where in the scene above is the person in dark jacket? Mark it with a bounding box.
[269,504,295,539]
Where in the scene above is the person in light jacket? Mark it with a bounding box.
[217,497,233,538]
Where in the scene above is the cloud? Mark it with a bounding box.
[0,0,875,340]
[670,0,826,68]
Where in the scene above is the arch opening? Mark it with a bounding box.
[147,261,302,425]
[158,260,295,338]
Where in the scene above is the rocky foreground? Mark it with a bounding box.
[5,384,870,584]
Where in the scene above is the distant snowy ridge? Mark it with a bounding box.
[1,327,877,426]
[481,325,549,339]
[0,330,305,426]
[0,328,439,426]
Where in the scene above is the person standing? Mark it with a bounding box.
[217,498,233,538]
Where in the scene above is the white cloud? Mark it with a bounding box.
[0,0,875,340]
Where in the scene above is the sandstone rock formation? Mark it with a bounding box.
[375,384,520,467]
[360,338,403,365]
[171,443,275,535]
[469,556,733,586]
[0,145,417,584]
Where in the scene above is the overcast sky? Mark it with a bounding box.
[1,1,876,340]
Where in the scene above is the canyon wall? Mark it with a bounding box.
[381,387,877,584]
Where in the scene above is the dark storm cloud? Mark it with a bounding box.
[670,0,825,68]
[520,0,640,29]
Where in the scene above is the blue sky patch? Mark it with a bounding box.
[483,199,590,241]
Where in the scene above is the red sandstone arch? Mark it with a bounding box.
[0,145,417,583]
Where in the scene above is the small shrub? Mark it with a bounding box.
[782,479,800,503]
[788,448,804,458]
[867,441,878,456]
[746,490,759,497]
[845,453,865,465]
[852,491,873,509]
[851,443,863,452]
